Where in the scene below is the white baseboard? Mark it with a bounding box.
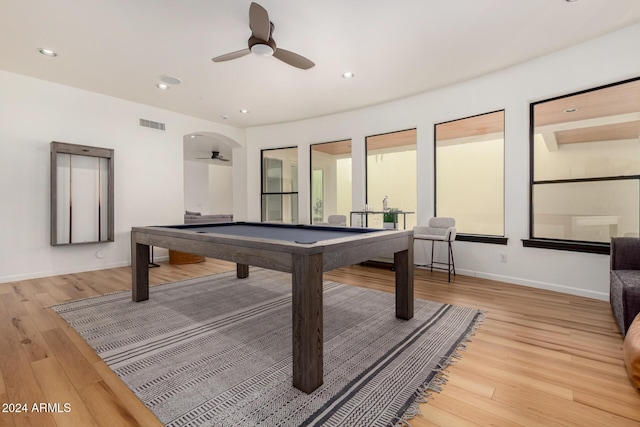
[0,256,168,285]
[454,268,608,301]
[3,260,609,302]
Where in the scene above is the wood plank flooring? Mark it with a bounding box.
[0,259,638,426]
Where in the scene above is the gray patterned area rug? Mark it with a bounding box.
[52,269,483,427]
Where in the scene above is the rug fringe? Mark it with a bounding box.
[394,310,486,427]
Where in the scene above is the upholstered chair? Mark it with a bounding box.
[327,215,347,226]
[414,217,457,282]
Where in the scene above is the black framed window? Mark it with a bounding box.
[310,139,352,224]
[525,77,640,254]
[261,147,298,223]
[435,110,506,244]
[365,129,417,229]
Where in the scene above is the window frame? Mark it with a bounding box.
[260,146,299,223]
[524,76,640,254]
[309,139,352,225]
[364,128,417,229]
[434,110,507,244]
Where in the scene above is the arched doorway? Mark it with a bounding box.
[183,132,240,217]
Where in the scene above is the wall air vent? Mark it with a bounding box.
[139,118,165,131]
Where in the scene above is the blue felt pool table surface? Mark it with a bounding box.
[158,222,381,244]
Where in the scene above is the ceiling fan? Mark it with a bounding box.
[211,2,315,70]
[197,151,230,162]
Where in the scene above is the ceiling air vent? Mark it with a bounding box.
[139,118,165,131]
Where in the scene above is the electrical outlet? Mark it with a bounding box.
[500,253,507,263]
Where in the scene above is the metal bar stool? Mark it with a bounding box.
[413,217,456,282]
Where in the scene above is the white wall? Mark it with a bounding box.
[0,71,245,283]
[208,165,233,215]
[184,161,210,214]
[244,23,640,300]
[183,161,234,215]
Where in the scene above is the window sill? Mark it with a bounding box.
[455,234,508,245]
[522,239,610,254]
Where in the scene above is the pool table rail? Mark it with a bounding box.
[131,224,412,274]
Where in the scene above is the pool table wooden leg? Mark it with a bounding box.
[394,235,414,320]
[236,263,249,278]
[132,236,149,302]
[291,252,323,394]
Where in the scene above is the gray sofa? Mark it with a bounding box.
[184,211,233,224]
[610,237,640,335]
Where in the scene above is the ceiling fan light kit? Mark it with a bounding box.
[250,39,275,56]
[212,2,314,70]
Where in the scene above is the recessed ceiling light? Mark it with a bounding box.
[564,108,578,113]
[240,109,249,114]
[38,48,57,57]
[156,83,170,90]
[565,0,578,2]
[342,72,355,79]
[160,75,182,85]
[221,114,229,120]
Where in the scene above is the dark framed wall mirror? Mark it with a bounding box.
[50,141,114,246]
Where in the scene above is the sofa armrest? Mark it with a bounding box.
[611,237,640,271]
[184,214,233,224]
[611,270,640,334]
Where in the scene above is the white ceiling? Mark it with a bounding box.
[183,133,235,166]
[2,0,640,129]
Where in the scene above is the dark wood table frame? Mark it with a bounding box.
[131,223,414,394]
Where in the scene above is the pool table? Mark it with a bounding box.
[131,221,414,393]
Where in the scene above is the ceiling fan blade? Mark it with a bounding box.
[212,48,250,62]
[196,156,229,161]
[249,2,271,41]
[273,48,315,70]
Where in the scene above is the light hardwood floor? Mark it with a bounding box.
[0,259,638,426]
